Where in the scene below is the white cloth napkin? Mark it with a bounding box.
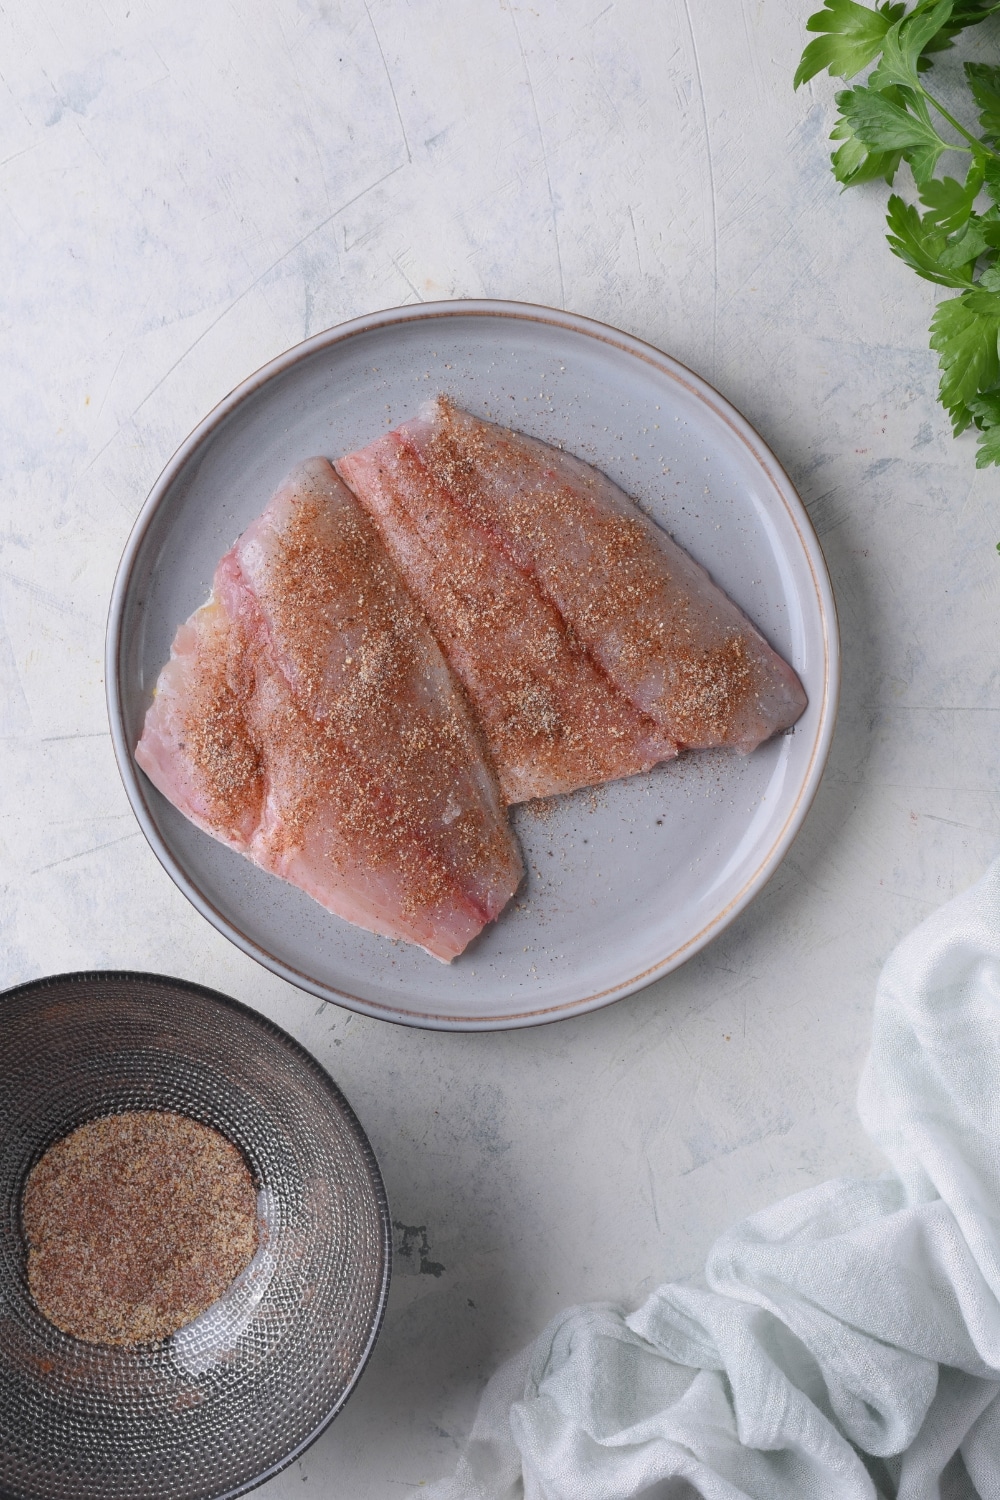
[426,858,1000,1499]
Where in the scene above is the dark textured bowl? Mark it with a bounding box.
[0,972,391,1500]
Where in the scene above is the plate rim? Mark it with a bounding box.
[105,298,840,1032]
[0,967,393,1500]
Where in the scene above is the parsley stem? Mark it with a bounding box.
[920,84,1000,162]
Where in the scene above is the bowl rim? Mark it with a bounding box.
[0,968,393,1500]
[105,297,840,1032]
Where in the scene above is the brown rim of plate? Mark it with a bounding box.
[105,299,840,1032]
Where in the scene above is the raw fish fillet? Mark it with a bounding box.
[339,430,676,803]
[337,398,806,801]
[135,459,523,962]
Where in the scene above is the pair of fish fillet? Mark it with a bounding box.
[136,399,806,961]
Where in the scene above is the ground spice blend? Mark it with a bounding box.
[22,1110,259,1346]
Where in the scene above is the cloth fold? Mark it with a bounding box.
[426,859,1000,1499]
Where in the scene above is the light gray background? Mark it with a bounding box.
[1,1,997,1493]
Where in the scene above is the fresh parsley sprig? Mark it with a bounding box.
[797,0,1000,465]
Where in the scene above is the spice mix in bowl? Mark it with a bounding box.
[0,971,391,1500]
[23,1110,260,1348]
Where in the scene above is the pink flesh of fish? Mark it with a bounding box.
[135,458,523,962]
[337,400,807,796]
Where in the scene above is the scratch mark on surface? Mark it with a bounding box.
[739,0,764,100]
[31,831,140,875]
[47,815,134,827]
[594,71,624,131]
[128,162,407,423]
[0,570,86,620]
[681,1114,794,1176]
[391,255,424,302]
[722,166,825,313]
[276,10,333,214]
[0,141,40,170]
[74,118,107,168]
[0,68,34,130]
[681,0,718,377]
[510,6,565,307]
[645,1153,661,1233]
[364,0,411,162]
[0,617,31,732]
[39,731,110,743]
[94,345,127,426]
[628,205,642,277]
[67,426,122,500]
[880,887,941,912]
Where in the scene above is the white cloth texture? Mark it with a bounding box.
[426,859,1000,1500]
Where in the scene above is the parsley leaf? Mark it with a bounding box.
[919,0,999,56]
[974,421,1000,464]
[831,110,904,183]
[837,84,949,182]
[938,212,1000,266]
[965,62,1000,141]
[800,0,1000,470]
[885,195,976,283]
[795,0,906,86]
[919,164,984,230]
[966,391,1000,464]
[966,388,1000,421]
[929,291,1000,432]
[869,0,956,92]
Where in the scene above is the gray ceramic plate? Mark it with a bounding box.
[107,300,838,1031]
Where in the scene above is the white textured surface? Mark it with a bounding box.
[1,1,998,1493]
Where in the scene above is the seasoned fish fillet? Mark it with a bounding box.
[338,430,676,803]
[337,398,806,800]
[135,459,523,962]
